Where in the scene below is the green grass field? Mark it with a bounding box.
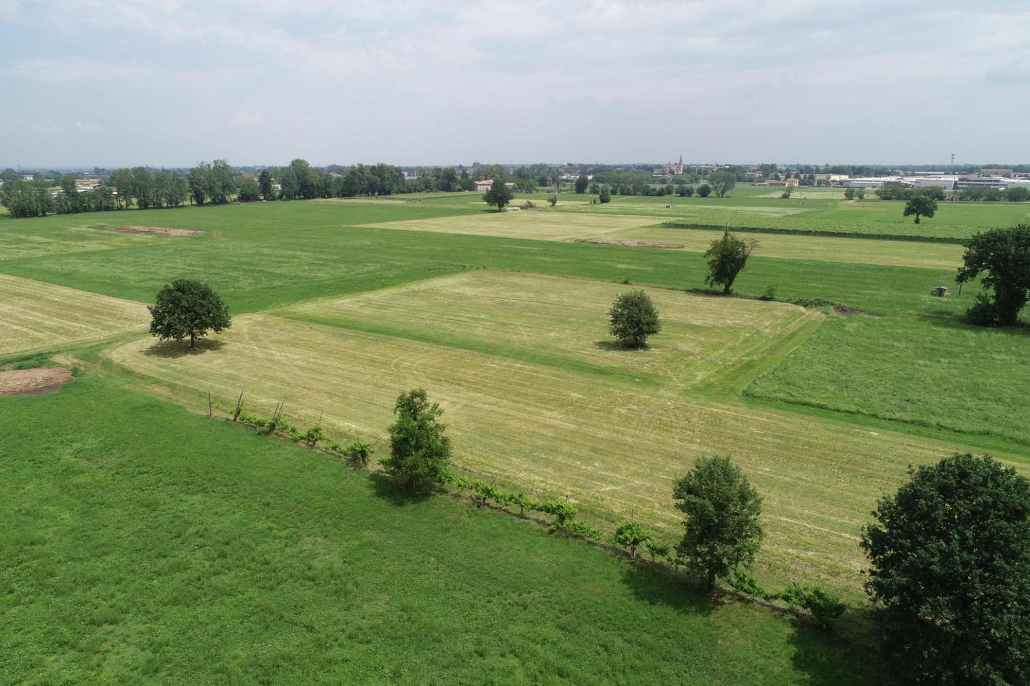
[2,190,1028,683]
[1,376,879,684]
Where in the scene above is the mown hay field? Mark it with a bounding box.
[605,226,966,269]
[0,273,150,356]
[100,273,1010,597]
[365,211,660,241]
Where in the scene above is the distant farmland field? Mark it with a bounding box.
[97,272,1017,598]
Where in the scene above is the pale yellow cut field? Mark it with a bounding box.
[0,274,150,356]
[102,272,1003,597]
[364,207,963,269]
[364,211,660,241]
[603,227,965,269]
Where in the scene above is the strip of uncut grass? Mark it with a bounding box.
[0,376,882,684]
[0,273,150,356]
[746,314,1030,446]
[101,308,1011,599]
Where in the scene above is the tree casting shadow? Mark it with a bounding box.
[367,472,436,507]
[142,338,227,359]
[619,561,717,617]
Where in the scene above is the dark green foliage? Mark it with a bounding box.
[957,224,1030,326]
[303,425,324,447]
[861,453,1030,685]
[614,520,652,558]
[777,582,847,629]
[760,284,777,301]
[704,231,758,295]
[727,571,847,629]
[482,179,514,211]
[843,187,856,200]
[574,175,588,194]
[148,280,231,349]
[341,440,373,468]
[903,194,938,224]
[381,388,452,488]
[644,539,672,563]
[608,290,662,348]
[697,184,711,198]
[673,455,764,590]
[598,184,611,204]
[257,169,275,200]
[237,176,261,202]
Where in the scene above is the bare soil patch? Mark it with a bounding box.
[97,225,205,237]
[0,367,74,397]
[577,238,683,249]
[833,304,873,317]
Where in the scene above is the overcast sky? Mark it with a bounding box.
[2,0,1028,168]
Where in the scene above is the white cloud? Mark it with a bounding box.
[2,0,1029,165]
[229,109,263,126]
[75,121,100,131]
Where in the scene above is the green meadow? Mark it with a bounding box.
[2,189,1028,683]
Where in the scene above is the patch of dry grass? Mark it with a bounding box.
[0,274,150,356]
[364,212,660,241]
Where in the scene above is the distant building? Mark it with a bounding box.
[981,168,1013,176]
[474,179,493,192]
[22,174,34,181]
[813,173,849,185]
[956,175,1005,190]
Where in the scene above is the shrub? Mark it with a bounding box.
[521,200,535,210]
[608,290,662,348]
[344,440,374,468]
[760,284,777,301]
[644,539,672,563]
[598,185,611,204]
[381,388,453,489]
[861,453,1030,684]
[778,582,847,629]
[614,521,652,558]
[673,455,764,591]
[697,184,711,198]
[303,425,324,447]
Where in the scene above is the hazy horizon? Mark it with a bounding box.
[3,0,1028,169]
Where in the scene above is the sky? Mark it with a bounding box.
[2,0,1029,168]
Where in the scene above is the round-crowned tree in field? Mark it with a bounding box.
[697,184,711,198]
[609,290,661,348]
[483,179,514,212]
[903,194,937,223]
[673,455,763,591]
[381,388,453,489]
[861,453,1030,685]
[148,279,231,349]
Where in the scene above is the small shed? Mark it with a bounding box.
[932,286,948,297]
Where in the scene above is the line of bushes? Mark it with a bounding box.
[217,394,848,630]
[660,221,967,244]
